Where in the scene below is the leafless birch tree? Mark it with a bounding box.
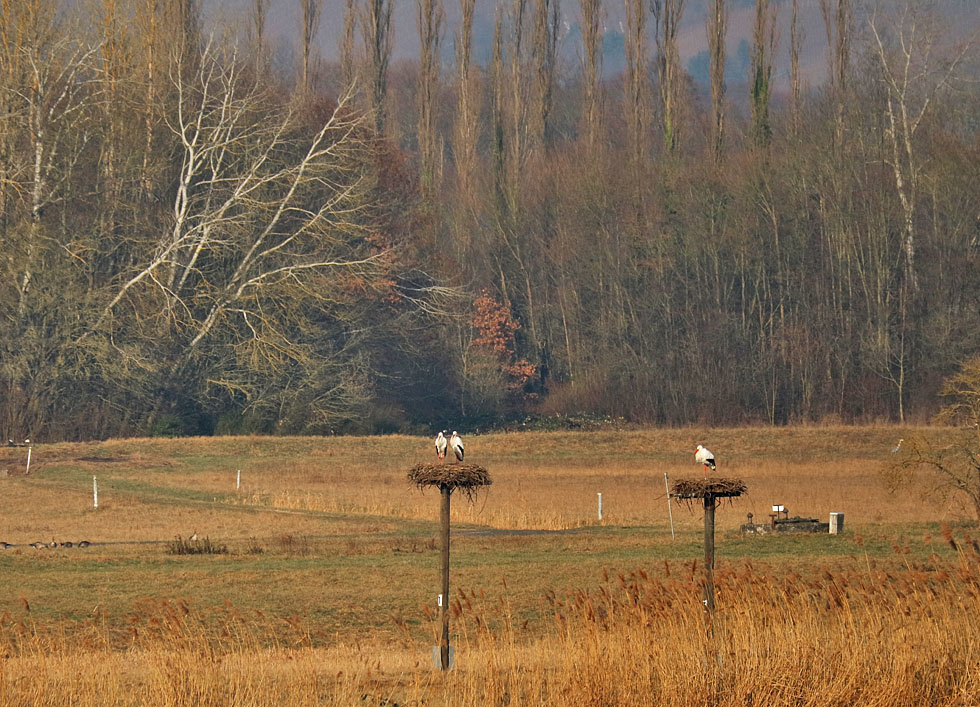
[869,0,977,290]
[80,42,381,409]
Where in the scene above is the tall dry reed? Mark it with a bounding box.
[4,540,980,705]
[438,541,980,705]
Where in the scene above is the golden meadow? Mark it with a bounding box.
[1,427,978,705]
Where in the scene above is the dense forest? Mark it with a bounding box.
[1,0,978,440]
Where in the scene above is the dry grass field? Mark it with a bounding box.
[0,426,978,704]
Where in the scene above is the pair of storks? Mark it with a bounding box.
[434,431,464,462]
[434,432,714,474]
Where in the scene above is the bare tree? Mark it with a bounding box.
[416,0,443,198]
[507,0,529,207]
[340,0,357,91]
[887,357,980,522]
[299,0,322,92]
[447,0,481,265]
[623,0,649,211]
[361,0,393,134]
[166,0,200,58]
[8,13,99,315]
[651,0,685,153]
[250,0,269,70]
[80,42,382,407]
[706,0,727,162]
[750,0,778,150]
[819,0,852,153]
[490,10,506,211]
[135,0,162,198]
[452,0,480,210]
[530,0,559,151]
[789,0,804,136]
[579,0,602,156]
[869,0,976,291]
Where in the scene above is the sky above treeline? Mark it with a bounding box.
[205,0,977,91]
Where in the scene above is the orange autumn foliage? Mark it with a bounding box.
[471,290,537,394]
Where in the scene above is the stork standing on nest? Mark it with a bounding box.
[450,431,464,462]
[695,444,716,476]
[435,431,448,462]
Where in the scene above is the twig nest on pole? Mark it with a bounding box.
[408,463,492,501]
[671,477,747,500]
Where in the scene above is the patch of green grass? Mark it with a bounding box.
[0,517,965,645]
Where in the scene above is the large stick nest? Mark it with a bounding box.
[409,463,492,500]
[671,477,747,499]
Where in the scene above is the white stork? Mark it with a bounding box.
[450,431,464,462]
[695,444,716,475]
[435,431,448,462]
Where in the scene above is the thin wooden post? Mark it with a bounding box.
[409,462,490,671]
[439,483,451,670]
[703,494,715,611]
[664,473,674,540]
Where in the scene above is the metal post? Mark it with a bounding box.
[93,476,99,509]
[703,494,715,611]
[597,492,603,521]
[439,484,451,670]
[236,469,241,491]
[664,473,675,540]
[25,446,32,475]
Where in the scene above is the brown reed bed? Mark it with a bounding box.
[3,536,980,705]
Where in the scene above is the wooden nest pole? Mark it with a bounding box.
[670,478,747,612]
[409,463,491,670]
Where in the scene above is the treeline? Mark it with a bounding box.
[1,0,978,440]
